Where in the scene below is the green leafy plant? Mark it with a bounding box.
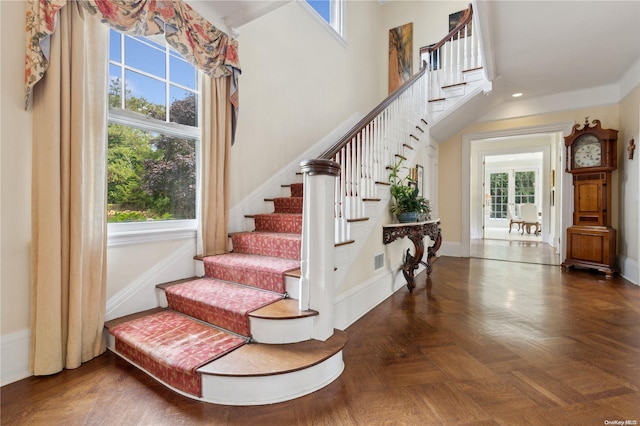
[388,159,431,220]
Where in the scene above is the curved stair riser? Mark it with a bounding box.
[199,352,344,406]
[249,316,314,344]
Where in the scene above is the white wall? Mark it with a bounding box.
[1,1,32,338]
[1,0,34,385]
[618,85,640,283]
[378,0,469,98]
[229,0,381,207]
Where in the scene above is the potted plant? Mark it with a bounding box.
[389,159,431,223]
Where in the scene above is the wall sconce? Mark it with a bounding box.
[629,138,635,160]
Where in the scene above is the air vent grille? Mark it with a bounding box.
[374,253,384,270]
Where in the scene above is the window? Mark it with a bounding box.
[107,29,200,229]
[514,171,536,205]
[489,172,508,219]
[303,0,344,39]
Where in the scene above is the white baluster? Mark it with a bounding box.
[464,23,469,71]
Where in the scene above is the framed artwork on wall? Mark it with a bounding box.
[449,9,472,39]
[416,164,424,197]
[388,22,413,93]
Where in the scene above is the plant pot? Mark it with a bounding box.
[397,212,420,223]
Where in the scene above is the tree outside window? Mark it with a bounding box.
[107,30,200,223]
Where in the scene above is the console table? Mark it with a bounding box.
[382,219,442,293]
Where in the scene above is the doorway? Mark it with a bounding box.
[462,123,575,266]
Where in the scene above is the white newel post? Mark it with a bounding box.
[299,159,340,341]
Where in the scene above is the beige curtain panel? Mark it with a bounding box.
[26,0,239,373]
[30,3,109,375]
[200,75,233,257]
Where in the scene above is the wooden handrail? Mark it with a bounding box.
[319,61,427,160]
[419,4,473,54]
[320,4,473,161]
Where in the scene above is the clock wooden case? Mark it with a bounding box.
[562,119,618,278]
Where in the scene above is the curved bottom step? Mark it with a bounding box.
[199,351,344,405]
[107,329,347,406]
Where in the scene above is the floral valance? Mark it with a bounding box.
[25,0,241,112]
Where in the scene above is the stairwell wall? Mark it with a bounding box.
[1,1,35,385]
[378,0,469,98]
[229,0,381,208]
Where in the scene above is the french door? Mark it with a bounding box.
[485,168,538,231]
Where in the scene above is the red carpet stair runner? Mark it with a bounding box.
[107,182,346,401]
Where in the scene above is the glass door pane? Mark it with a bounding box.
[489,172,508,219]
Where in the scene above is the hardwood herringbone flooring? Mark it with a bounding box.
[2,257,639,425]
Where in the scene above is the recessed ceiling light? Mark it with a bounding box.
[512,92,523,98]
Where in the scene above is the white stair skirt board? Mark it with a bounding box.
[463,68,484,83]
[285,275,301,300]
[198,352,345,406]
[443,85,465,98]
[429,100,445,112]
[249,316,313,344]
[156,287,168,308]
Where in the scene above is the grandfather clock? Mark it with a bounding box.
[562,118,618,278]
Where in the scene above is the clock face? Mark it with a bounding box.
[573,134,602,168]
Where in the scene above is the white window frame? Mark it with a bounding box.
[107,31,202,246]
[299,0,346,45]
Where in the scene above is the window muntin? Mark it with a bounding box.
[515,171,536,205]
[107,29,200,226]
[489,172,508,219]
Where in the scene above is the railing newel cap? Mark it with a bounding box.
[300,159,340,177]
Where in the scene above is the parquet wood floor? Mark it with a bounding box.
[3,257,639,425]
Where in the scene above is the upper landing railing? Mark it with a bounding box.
[314,4,479,244]
[319,66,428,243]
[420,4,481,101]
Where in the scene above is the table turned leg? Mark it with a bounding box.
[402,231,425,293]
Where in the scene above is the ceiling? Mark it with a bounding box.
[476,0,640,101]
[187,1,289,30]
[189,1,640,104]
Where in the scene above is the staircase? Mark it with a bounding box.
[105,182,347,405]
[105,4,490,407]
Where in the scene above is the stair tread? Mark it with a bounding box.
[254,212,301,217]
[197,330,347,377]
[284,268,301,278]
[165,277,284,336]
[204,252,300,293]
[105,307,166,331]
[253,212,303,234]
[231,231,301,260]
[109,310,247,397]
[205,252,300,271]
[249,298,318,320]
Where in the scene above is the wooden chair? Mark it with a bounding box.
[508,204,524,233]
[519,203,540,235]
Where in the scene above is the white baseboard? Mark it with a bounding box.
[1,329,31,386]
[620,255,639,286]
[440,241,463,257]
[333,264,424,331]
